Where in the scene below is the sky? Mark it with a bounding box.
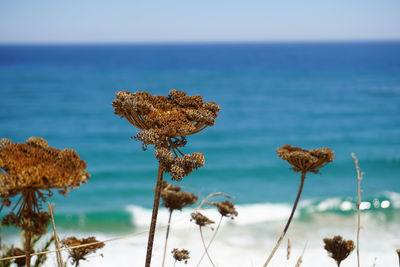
[0,0,400,44]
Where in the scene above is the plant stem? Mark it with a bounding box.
[199,226,215,267]
[351,153,363,267]
[197,215,222,267]
[145,163,164,267]
[161,211,173,267]
[263,171,306,267]
[47,202,63,267]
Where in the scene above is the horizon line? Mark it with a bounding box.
[1,39,400,46]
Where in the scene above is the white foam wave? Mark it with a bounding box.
[126,202,295,228]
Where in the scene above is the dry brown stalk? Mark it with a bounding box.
[112,89,219,267]
[0,137,90,267]
[287,238,291,261]
[351,152,364,267]
[47,202,63,267]
[263,145,334,267]
[323,235,354,267]
[397,249,400,266]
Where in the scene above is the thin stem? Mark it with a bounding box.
[25,226,31,267]
[351,153,363,267]
[197,215,222,267]
[263,171,306,267]
[199,226,215,267]
[47,202,63,267]
[145,163,164,267]
[161,211,173,267]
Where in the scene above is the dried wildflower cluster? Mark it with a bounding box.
[0,137,90,198]
[62,236,105,267]
[112,89,220,149]
[156,148,205,181]
[191,212,215,227]
[211,200,238,219]
[277,145,334,173]
[172,248,190,264]
[0,137,90,235]
[323,235,354,267]
[160,181,198,211]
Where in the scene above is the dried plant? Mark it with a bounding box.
[287,238,291,261]
[190,212,215,266]
[0,137,90,267]
[112,89,219,267]
[172,248,190,265]
[323,235,354,267]
[351,152,364,267]
[197,200,238,267]
[61,236,105,267]
[263,145,334,266]
[160,182,197,267]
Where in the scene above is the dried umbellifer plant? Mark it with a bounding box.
[61,236,105,267]
[323,235,354,267]
[263,145,334,266]
[112,89,219,267]
[0,137,90,267]
[159,181,197,267]
[172,248,190,265]
[196,200,238,267]
[190,212,215,266]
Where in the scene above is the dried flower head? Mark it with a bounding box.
[160,181,198,212]
[0,137,90,234]
[112,89,220,149]
[172,248,190,264]
[323,235,354,266]
[62,236,105,266]
[190,212,214,227]
[277,145,334,173]
[211,200,238,219]
[156,149,205,181]
[9,247,28,267]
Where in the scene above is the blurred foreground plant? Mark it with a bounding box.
[112,89,219,267]
[323,235,354,267]
[0,137,90,267]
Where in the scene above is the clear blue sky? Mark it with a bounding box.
[1,0,400,44]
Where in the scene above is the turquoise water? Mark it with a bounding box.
[1,42,400,232]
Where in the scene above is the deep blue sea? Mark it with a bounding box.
[0,42,399,266]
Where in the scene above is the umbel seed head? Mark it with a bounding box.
[160,181,198,212]
[211,200,238,219]
[190,212,214,227]
[277,144,334,173]
[0,137,90,199]
[172,248,190,264]
[323,235,354,266]
[112,89,220,148]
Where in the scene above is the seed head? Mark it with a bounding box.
[277,145,334,173]
[112,89,220,148]
[211,200,238,219]
[62,236,105,267]
[190,212,214,227]
[0,137,90,233]
[323,235,354,266]
[160,181,198,212]
[172,248,190,264]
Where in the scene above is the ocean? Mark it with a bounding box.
[0,42,399,266]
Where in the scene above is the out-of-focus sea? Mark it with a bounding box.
[0,42,399,266]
